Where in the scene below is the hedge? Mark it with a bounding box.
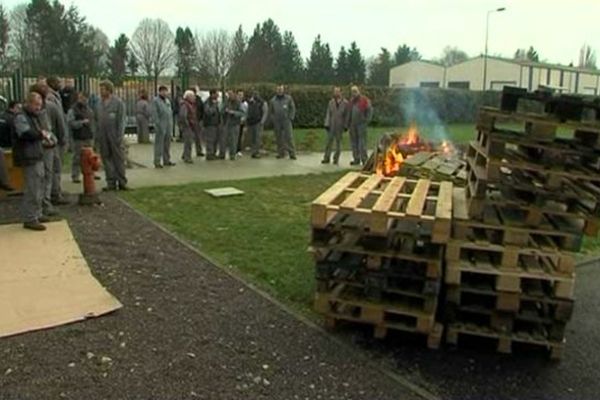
[237,83,501,129]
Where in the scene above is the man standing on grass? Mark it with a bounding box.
[203,89,223,161]
[95,80,128,191]
[152,85,175,168]
[270,85,297,160]
[347,86,373,166]
[322,87,349,165]
[12,92,52,231]
[246,91,268,159]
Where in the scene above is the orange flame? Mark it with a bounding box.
[375,122,455,177]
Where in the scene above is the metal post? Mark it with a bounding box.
[482,7,506,91]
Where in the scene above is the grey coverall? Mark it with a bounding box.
[246,98,269,157]
[270,94,296,158]
[47,90,67,201]
[95,95,127,189]
[136,99,151,143]
[151,95,174,166]
[348,96,373,164]
[203,99,223,159]
[224,99,246,160]
[323,97,349,163]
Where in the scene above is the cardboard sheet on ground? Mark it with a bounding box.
[0,221,122,338]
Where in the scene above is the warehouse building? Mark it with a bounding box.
[389,55,600,94]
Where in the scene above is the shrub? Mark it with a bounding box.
[236,83,501,129]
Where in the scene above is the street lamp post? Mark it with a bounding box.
[483,7,506,91]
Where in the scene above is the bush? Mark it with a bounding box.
[238,83,501,129]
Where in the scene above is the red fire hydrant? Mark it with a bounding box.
[78,146,103,205]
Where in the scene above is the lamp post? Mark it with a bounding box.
[483,7,506,91]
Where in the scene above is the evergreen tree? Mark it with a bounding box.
[394,44,420,66]
[174,26,196,86]
[107,33,129,86]
[228,25,247,83]
[368,47,392,86]
[346,41,366,84]
[335,46,351,84]
[276,30,304,83]
[305,35,334,84]
[239,19,282,82]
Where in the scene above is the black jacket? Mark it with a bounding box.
[69,103,94,141]
[203,98,222,127]
[12,109,45,167]
[0,110,16,148]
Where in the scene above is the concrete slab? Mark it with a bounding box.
[205,187,245,198]
[61,141,361,191]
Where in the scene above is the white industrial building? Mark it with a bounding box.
[389,56,600,94]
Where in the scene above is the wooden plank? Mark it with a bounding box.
[370,177,407,234]
[406,179,431,217]
[403,151,434,166]
[452,187,469,221]
[339,174,382,210]
[435,181,453,220]
[312,172,361,206]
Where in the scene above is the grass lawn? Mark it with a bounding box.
[283,123,475,153]
[121,172,600,314]
[120,172,347,312]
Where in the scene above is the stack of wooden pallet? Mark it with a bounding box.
[310,172,452,348]
[445,102,600,359]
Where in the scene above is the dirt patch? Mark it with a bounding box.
[0,195,421,400]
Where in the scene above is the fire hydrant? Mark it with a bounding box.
[78,146,102,205]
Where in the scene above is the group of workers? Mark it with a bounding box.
[0,79,373,232]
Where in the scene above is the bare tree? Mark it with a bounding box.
[579,44,597,70]
[129,18,176,89]
[438,45,469,67]
[195,29,233,88]
[7,4,30,72]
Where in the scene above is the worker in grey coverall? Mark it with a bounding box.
[270,85,297,159]
[245,91,269,159]
[203,89,223,160]
[46,77,69,204]
[322,86,349,165]
[179,90,198,163]
[151,85,175,168]
[347,86,373,165]
[223,90,246,160]
[30,83,62,216]
[95,80,128,191]
[13,92,52,231]
[136,89,151,144]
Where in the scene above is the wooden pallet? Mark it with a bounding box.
[446,322,564,360]
[466,160,600,218]
[453,187,585,252]
[310,172,452,242]
[446,237,576,275]
[315,284,443,349]
[315,251,444,284]
[466,140,600,189]
[445,283,575,317]
[477,106,600,142]
[444,304,568,342]
[475,128,600,161]
[445,254,575,299]
[310,230,444,270]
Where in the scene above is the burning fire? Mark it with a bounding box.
[375,123,455,177]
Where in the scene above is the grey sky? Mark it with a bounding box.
[4,0,599,66]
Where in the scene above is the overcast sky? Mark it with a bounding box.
[4,0,599,65]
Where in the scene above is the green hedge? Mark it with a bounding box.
[238,83,501,129]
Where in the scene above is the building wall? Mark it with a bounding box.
[446,57,521,91]
[389,57,600,94]
[389,61,445,88]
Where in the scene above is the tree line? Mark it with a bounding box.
[0,1,597,90]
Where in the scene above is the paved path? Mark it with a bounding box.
[62,141,358,192]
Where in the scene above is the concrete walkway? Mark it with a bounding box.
[62,140,359,192]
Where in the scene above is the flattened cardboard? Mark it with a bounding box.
[0,220,122,338]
